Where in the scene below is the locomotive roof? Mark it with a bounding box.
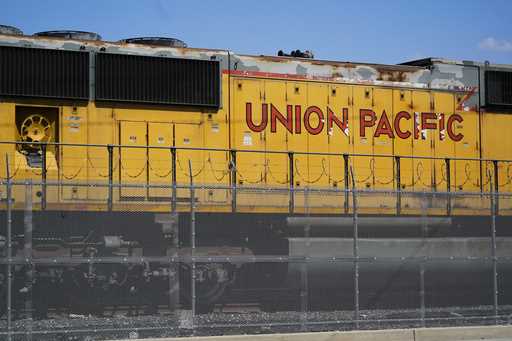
[0,32,510,92]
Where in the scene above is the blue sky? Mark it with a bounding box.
[2,0,511,65]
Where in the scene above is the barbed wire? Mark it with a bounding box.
[351,158,373,184]
[401,164,419,188]
[373,159,395,185]
[120,160,147,179]
[1,157,21,180]
[434,162,448,188]
[176,157,205,178]
[147,161,172,178]
[87,155,117,178]
[61,165,84,180]
[207,155,229,182]
[265,159,289,185]
[415,161,434,188]
[458,163,472,188]
[294,158,326,184]
[6,150,512,194]
[499,163,512,188]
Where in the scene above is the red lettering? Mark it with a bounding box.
[328,107,348,135]
[246,103,268,132]
[374,111,394,138]
[413,112,420,139]
[270,104,293,133]
[246,103,465,142]
[421,112,437,131]
[447,114,464,142]
[394,111,411,139]
[295,105,301,134]
[359,109,376,137]
[304,106,324,135]
[439,113,446,140]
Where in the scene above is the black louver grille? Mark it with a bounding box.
[95,53,220,107]
[0,46,89,100]
[485,70,512,108]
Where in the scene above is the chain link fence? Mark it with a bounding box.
[1,182,511,340]
[0,144,512,340]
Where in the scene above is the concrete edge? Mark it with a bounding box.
[414,324,512,340]
[122,324,512,341]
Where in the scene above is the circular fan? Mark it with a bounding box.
[19,114,53,150]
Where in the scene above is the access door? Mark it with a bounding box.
[119,121,147,199]
[174,122,204,200]
[148,122,173,199]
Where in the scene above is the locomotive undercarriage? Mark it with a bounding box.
[2,211,512,319]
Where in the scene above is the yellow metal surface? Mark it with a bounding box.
[120,120,147,198]
[148,122,173,198]
[1,72,511,215]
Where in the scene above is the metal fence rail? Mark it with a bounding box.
[1,140,511,219]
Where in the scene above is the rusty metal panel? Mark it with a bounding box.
[0,45,89,100]
[95,53,220,107]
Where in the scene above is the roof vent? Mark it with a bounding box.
[277,49,314,59]
[34,30,102,41]
[0,24,23,36]
[120,37,187,48]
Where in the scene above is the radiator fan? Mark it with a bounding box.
[17,114,55,169]
[19,114,53,151]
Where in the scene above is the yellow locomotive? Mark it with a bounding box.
[0,29,510,216]
[1,27,512,318]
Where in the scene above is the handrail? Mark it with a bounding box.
[2,139,508,215]
[1,140,511,163]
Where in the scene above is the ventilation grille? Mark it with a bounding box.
[0,46,89,100]
[95,53,220,107]
[34,30,102,41]
[121,37,187,48]
[485,70,512,108]
[0,24,23,36]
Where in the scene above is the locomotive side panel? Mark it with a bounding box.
[232,73,485,214]
[481,111,512,210]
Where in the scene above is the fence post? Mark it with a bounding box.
[6,155,12,341]
[300,186,310,331]
[350,166,359,329]
[420,197,427,327]
[171,147,177,213]
[41,143,47,210]
[230,150,237,213]
[168,147,179,320]
[490,171,498,324]
[24,180,33,338]
[107,145,113,211]
[493,160,499,214]
[188,160,196,329]
[395,156,401,215]
[343,154,349,214]
[445,158,451,216]
[289,152,294,214]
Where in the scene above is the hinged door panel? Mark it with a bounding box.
[119,121,147,199]
[148,122,173,199]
